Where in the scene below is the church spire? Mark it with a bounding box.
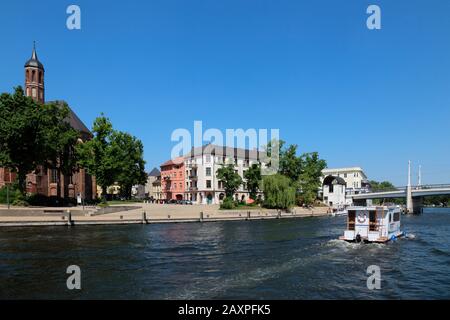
[24,42,45,103]
[31,41,38,60]
[24,42,44,70]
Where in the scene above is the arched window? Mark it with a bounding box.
[32,70,36,82]
[39,71,43,84]
[26,70,30,81]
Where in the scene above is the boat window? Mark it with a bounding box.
[369,210,377,231]
[394,212,400,222]
[348,210,355,231]
[369,211,376,222]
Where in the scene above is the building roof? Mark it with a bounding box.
[184,144,267,160]
[323,175,347,186]
[322,167,365,173]
[24,44,44,70]
[148,167,160,177]
[49,100,91,136]
[160,157,184,167]
[160,160,173,167]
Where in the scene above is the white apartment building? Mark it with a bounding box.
[184,145,267,204]
[320,167,370,208]
[321,167,369,194]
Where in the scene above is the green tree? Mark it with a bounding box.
[0,87,78,194]
[112,131,147,199]
[217,164,243,199]
[423,195,449,206]
[244,163,262,200]
[43,103,80,179]
[368,180,404,205]
[279,144,303,182]
[264,139,284,169]
[76,115,118,198]
[368,180,396,192]
[265,139,327,206]
[297,152,327,206]
[262,174,296,209]
[266,139,304,181]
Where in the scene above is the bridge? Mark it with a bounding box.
[351,184,450,213]
[350,161,450,214]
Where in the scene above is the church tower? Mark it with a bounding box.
[24,42,45,103]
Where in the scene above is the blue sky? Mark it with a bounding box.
[1,0,449,186]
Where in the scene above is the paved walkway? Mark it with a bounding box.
[0,203,330,227]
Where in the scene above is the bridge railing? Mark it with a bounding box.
[368,184,450,193]
[370,187,406,193]
[413,184,450,190]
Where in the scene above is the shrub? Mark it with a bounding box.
[220,197,236,210]
[0,183,24,205]
[26,194,77,207]
[0,184,94,207]
[26,194,50,206]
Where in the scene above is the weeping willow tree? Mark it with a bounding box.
[262,174,296,209]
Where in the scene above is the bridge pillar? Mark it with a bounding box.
[406,161,414,214]
[406,185,413,214]
[413,197,423,214]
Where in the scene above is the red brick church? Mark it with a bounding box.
[0,45,96,202]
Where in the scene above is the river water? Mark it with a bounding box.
[0,208,449,299]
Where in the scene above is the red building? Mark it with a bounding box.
[0,45,96,202]
[160,158,185,201]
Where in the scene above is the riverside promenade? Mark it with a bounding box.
[0,203,330,227]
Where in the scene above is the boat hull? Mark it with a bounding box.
[339,231,404,243]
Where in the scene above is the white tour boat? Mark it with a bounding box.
[339,206,404,243]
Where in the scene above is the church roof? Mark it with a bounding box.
[49,100,91,136]
[24,44,44,70]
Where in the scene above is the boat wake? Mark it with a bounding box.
[326,239,386,251]
[165,250,323,299]
[404,233,416,240]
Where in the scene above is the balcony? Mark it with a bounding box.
[189,175,198,180]
[188,187,198,191]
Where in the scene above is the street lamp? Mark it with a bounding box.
[6,184,10,210]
